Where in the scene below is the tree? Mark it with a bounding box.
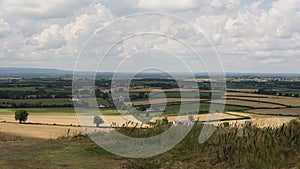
[188,115,195,122]
[15,110,29,123]
[162,117,169,125]
[94,115,104,127]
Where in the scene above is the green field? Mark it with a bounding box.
[0,87,37,91]
[149,91,211,98]
[162,102,248,116]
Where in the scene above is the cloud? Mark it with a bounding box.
[33,25,66,50]
[106,0,240,15]
[0,19,11,38]
[0,0,299,73]
[0,0,90,19]
[260,57,284,64]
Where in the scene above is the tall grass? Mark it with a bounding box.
[119,120,300,168]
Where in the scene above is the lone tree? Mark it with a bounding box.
[94,115,104,127]
[188,115,195,122]
[15,110,29,123]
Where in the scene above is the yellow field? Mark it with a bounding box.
[247,108,300,116]
[225,92,270,98]
[0,122,83,139]
[151,113,244,122]
[209,99,285,108]
[211,112,297,128]
[225,96,300,107]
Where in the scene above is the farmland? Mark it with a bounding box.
[247,108,300,116]
[225,95,300,107]
[210,99,285,109]
[0,76,300,168]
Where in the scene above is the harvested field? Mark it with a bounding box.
[151,113,245,123]
[0,122,83,139]
[225,92,270,98]
[209,99,285,109]
[0,114,146,128]
[247,108,300,116]
[0,114,149,139]
[225,96,300,107]
[212,112,297,128]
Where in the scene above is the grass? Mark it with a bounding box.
[149,91,211,98]
[0,87,37,91]
[162,102,248,116]
[0,120,299,168]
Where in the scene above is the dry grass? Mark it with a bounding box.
[214,112,298,128]
[225,92,270,98]
[247,108,300,116]
[0,114,150,139]
[210,99,285,108]
[151,113,244,123]
[225,96,300,106]
[0,122,83,139]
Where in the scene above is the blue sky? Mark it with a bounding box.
[0,0,299,73]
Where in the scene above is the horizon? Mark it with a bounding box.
[1,67,300,75]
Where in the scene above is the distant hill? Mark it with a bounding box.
[0,68,73,78]
[0,67,299,78]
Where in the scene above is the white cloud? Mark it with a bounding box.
[0,0,90,19]
[0,19,11,38]
[260,58,283,64]
[107,0,240,15]
[0,0,299,72]
[33,25,66,50]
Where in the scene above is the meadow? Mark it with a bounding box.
[0,120,299,168]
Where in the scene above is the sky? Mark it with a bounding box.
[0,0,299,73]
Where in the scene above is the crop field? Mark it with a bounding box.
[210,99,285,108]
[0,87,37,91]
[152,113,245,123]
[1,98,71,105]
[131,98,205,106]
[218,112,298,128]
[162,102,248,116]
[225,92,271,98]
[149,91,211,98]
[0,122,83,139]
[129,87,200,93]
[247,108,300,116]
[227,88,258,93]
[225,96,300,107]
[0,108,120,115]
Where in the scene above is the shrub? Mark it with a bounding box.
[14,110,29,123]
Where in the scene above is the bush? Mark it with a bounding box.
[15,110,29,123]
[93,115,104,127]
